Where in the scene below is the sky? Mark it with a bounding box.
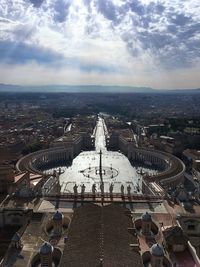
[0,0,200,89]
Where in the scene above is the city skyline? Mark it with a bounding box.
[0,0,200,89]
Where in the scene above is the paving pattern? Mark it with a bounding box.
[46,117,157,194]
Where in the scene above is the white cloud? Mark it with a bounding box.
[1,62,200,89]
[0,0,200,89]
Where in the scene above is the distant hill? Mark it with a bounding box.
[163,88,200,94]
[0,84,154,93]
[0,83,199,93]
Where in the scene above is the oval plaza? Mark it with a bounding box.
[17,116,185,197]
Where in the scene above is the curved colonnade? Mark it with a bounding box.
[128,148,185,188]
[16,145,185,189]
[16,146,74,175]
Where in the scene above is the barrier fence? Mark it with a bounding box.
[42,192,163,202]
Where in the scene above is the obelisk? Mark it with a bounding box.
[99,149,103,183]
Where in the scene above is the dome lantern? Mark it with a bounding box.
[53,210,63,221]
[39,242,54,255]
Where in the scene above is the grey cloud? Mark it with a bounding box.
[154,4,165,14]
[14,23,35,40]
[0,18,13,23]
[117,1,200,69]
[2,0,200,71]
[128,0,145,16]
[83,0,92,13]
[0,40,119,73]
[95,0,116,21]
[127,1,165,16]
[83,0,92,8]
[168,13,192,26]
[167,24,178,34]
[136,26,200,68]
[29,0,44,8]
[0,40,64,65]
[177,23,200,39]
[53,0,71,23]
[92,0,197,68]
[137,31,173,50]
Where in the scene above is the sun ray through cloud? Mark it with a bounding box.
[0,0,200,89]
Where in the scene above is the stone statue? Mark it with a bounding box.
[109,183,114,194]
[127,185,131,195]
[81,184,86,195]
[73,184,78,195]
[92,184,96,195]
[121,184,124,195]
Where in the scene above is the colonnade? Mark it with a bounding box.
[17,133,185,191]
[129,149,169,170]
[17,147,74,175]
[32,149,73,172]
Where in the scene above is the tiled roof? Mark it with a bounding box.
[163,225,188,245]
[60,203,143,267]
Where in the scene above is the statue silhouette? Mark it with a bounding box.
[81,184,86,195]
[127,185,131,195]
[121,184,124,195]
[109,183,114,194]
[73,184,78,195]
[92,184,96,195]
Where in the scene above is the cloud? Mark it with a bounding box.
[0,0,200,88]
[169,13,192,26]
[95,0,116,21]
[30,0,44,8]
[0,40,120,74]
[112,0,200,69]
[129,0,145,16]
[53,0,71,23]
[1,62,200,89]
[0,40,64,65]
